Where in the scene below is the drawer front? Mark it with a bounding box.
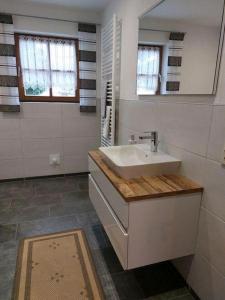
[89,175,128,269]
[89,157,129,229]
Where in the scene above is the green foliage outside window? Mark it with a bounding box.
[25,86,45,96]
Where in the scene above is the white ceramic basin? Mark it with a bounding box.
[99,144,181,179]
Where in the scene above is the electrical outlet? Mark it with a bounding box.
[49,154,60,166]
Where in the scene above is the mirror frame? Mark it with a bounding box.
[136,0,225,96]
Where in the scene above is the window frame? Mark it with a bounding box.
[15,33,80,103]
[137,44,163,95]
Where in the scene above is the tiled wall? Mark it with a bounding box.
[118,99,225,299]
[0,102,100,179]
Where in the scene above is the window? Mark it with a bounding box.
[15,33,79,102]
[137,45,162,95]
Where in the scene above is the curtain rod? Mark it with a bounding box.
[9,12,101,26]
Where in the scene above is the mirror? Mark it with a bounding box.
[137,0,225,95]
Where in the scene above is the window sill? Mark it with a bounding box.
[20,98,80,104]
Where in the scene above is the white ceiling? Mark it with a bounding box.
[144,0,224,27]
[11,0,111,11]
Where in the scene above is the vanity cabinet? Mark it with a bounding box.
[88,153,202,270]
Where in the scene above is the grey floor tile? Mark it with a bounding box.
[33,176,78,195]
[0,224,17,242]
[11,193,62,208]
[17,215,80,239]
[61,190,90,204]
[50,200,94,217]
[0,208,17,225]
[76,210,101,226]
[0,206,50,224]
[0,174,193,300]
[92,247,123,276]
[111,271,145,300]
[0,240,18,267]
[0,180,34,198]
[99,274,120,300]
[0,198,12,210]
[14,206,50,223]
[0,264,15,300]
[133,262,186,298]
[175,295,195,300]
[83,224,112,250]
[77,175,89,191]
[0,279,13,300]
[65,174,88,191]
[0,190,12,201]
[145,288,190,300]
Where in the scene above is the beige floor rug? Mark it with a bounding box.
[12,229,105,300]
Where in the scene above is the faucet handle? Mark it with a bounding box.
[144,131,152,135]
[129,134,137,145]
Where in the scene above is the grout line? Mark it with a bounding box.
[200,206,225,224]
[14,223,19,240]
[170,293,191,300]
[197,252,225,280]
[119,98,215,106]
[205,104,215,159]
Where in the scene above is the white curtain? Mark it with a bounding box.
[50,38,77,97]
[19,35,77,97]
[137,46,160,95]
[19,36,50,96]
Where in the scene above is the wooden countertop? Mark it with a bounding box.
[89,150,203,202]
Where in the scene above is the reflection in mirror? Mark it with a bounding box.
[137,0,225,96]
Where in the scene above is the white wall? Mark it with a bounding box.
[0,8,101,179]
[103,0,225,299]
[0,103,99,179]
[0,0,101,24]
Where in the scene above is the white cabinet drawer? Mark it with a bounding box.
[89,157,129,229]
[89,175,128,269]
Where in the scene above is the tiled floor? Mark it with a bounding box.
[0,174,197,300]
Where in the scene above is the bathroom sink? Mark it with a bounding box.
[99,144,181,179]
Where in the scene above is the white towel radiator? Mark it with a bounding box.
[101,14,121,147]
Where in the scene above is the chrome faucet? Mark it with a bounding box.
[139,131,159,152]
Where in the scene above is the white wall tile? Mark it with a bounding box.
[64,155,88,173]
[21,102,62,119]
[21,118,62,139]
[0,102,99,179]
[0,159,24,180]
[163,143,206,184]
[197,208,225,277]
[0,139,22,159]
[118,122,140,145]
[158,103,212,156]
[62,117,98,138]
[22,138,63,158]
[202,159,225,221]
[0,119,21,139]
[62,103,86,119]
[188,252,225,300]
[119,100,158,132]
[63,137,99,156]
[207,105,225,162]
[23,157,64,177]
